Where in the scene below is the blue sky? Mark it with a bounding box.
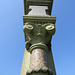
[0,0,75,75]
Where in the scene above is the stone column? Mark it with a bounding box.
[30,48,47,68]
[20,0,56,75]
[23,21,55,75]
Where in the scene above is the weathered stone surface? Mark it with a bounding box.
[23,16,56,24]
[20,48,56,75]
[26,66,53,75]
[28,6,48,16]
[20,48,31,75]
[21,0,56,75]
[30,49,47,68]
[23,22,55,50]
[24,0,53,15]
[29,43,48,53]
[47,50,56,75]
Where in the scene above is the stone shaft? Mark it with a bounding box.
[30,48,47,68]
[21,0,56,75]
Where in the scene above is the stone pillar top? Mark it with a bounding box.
[28,6,48,16]
[24,0,53,15]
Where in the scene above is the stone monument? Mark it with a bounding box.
[20,0,56,75]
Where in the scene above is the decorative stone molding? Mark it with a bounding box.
[26,66,53,75]
[23,16,56,24]
[23,22,55,51]
[29,43,48,53]
[24,0,53,15]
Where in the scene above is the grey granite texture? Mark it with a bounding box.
[30,49,47,68]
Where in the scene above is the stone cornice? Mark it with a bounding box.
[23,16,56,24]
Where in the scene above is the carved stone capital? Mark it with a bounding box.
[23,22,55,51]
